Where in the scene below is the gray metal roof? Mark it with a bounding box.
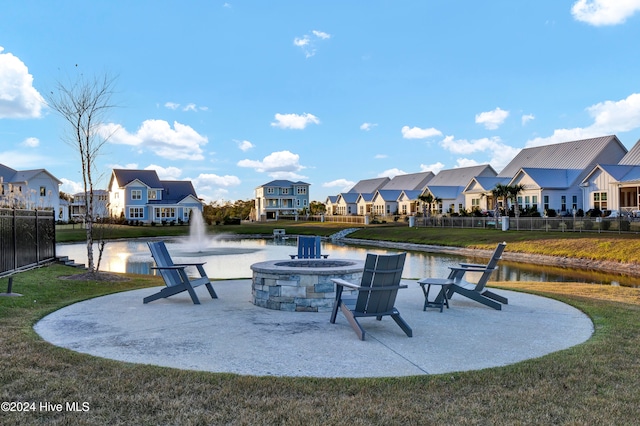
[516,168,582,189]
[597,164,640,183]
[427,185,465,199]
[348,177,390,193]
[161,181,198,202]
[260,180,310,188]
[428,164,496,186]
[618,139,640,165]
[112,169,163,188]
[337,192,359,203]
[373,189,403,202]
[498,135,627,177]
[400,190,423,200]
[381,171,434,191]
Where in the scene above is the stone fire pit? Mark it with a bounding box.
[250,259,364,312]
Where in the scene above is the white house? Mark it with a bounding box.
[0,163,62,220]
[71,189,110,221]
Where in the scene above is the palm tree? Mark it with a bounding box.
[418,192,441,225]
[491,184,509,217]
[506,184,525,217]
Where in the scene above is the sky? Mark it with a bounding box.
[2,0,640,204]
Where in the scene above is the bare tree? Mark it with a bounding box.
[46,71,118,273]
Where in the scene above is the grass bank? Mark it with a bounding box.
[1,265,640,424]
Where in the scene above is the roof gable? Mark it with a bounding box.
[111,169,163,189]
[499,135,627,177]
[428,164,496,186]
[348,177,390,193]
[381,171,434,191]
[512,168,582,189]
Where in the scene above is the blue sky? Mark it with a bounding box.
[2,0,640,204]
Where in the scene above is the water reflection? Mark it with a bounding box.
[56,237,640,287]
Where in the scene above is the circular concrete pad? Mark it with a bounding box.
[34,280,593,378]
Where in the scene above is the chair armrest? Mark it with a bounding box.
[173,262,206,267]
[458,262,486,268]
[331,278,360,289]
[151,265,187,270]
[289,255,297,259]
[449,266,492,273]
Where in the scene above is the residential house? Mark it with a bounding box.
[496,135,628,215]
[463,176,511,213]
[0,163,62,219]
[254,180,310,220]
[324,195,338,216]
[423,165,497,214]
[355,192,375,216]
[371,189,403,217]
[398,190,423,216]
[334,192,359,216]
[108,169,203,224]
[70,189,109,221]
[580,139,640,215]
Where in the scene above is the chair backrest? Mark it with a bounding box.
[297,236,323,259]
[148,241,181,287]
[354,253,406,314]
[470,242,506,291]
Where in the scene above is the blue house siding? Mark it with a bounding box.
[110,170,202,224]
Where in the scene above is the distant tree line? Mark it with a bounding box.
[203,199,254,225]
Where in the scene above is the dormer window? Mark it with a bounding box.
[149,190,158,200]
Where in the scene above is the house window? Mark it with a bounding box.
[525,196,531,208]
[267,187,275,194]
[155,208,176,219]
[572,196,578,210]
[458,203,463,212]
[148,190,157,200]
[296,199,300,206]
[282,188,289,195]
[472,198,480,208]
[402,205,407,214]
[594,192,607,210]
[40,186,46,196]
[131,190,142,200]
[561,196,567,212]
[129,207,144,218]
[114,192,119,199]
[297,187,307,195]
[544,196,549,211]
[304,199,308,206]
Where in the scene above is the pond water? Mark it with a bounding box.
[56,235,640,287]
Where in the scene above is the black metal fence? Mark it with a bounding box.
[0,208,56,276]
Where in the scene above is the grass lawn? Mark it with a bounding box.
[2,257,640,423]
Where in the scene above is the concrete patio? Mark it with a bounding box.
[34,279,593,378]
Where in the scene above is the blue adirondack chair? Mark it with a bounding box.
[144,241,218,304]
[289,236,329,259]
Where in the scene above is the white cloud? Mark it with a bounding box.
[271,113,320,129]
[401,125,442,139]
[164,102,180,110]
[193,173,241,188]
[374,154,388,159]
[475,107,509,130]
[0,149,54,169]
[236,140,255,151]
[571,0,640,26]
[323,179,355,193]
[104,119,208,160]
[0,47,44,119]
[294,30,331,58]
[360,122,377,131]
[526,93,640,147]
[454,158,481,168]
[312,30,331,39]
[378,168,407,179]
[440,135,520,173]
[108,162,139,170]
[237,150,305,175]
[59,178,84,195]
[420,162,445,174]
[183,103,197,112]
[144,164,182,180]
[22,137,39,147]
[522,114,535,125]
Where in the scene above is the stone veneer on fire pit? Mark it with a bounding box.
[250,259,364,312]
